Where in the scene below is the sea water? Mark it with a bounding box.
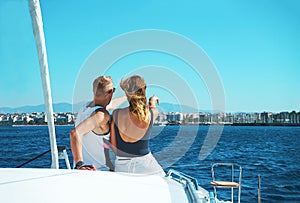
[0,125,299,202]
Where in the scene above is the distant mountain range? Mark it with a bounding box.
[0,103,75,114]
[0,102,212,113]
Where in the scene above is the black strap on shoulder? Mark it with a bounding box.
[92,107,110,136]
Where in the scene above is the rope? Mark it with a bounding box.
[15,146,70,168]
[16,149,51,168]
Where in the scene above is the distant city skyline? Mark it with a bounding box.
[1,0,299,112]
[1,109,299,127]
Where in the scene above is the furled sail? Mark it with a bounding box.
[28,0,59,169]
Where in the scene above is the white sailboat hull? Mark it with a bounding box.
[0,168,211,203]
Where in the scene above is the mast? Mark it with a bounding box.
[28,0,59,169]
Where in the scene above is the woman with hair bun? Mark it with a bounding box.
[110,75,165,176]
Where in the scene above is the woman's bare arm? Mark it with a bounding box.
[149,95,159,120]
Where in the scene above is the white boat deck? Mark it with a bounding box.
[0,168,196,203]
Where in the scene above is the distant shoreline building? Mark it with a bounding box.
[0,111,299,126]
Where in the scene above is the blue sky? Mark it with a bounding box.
[0,0,299,113]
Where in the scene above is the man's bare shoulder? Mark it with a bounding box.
[92,108,110,121]
[94,107,109,115]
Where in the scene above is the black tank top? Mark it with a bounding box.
[114,109,153,157]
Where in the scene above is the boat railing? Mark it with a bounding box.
[166,169,204,203]
[210,163,242,203]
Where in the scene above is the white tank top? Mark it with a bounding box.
[75,102,109,170]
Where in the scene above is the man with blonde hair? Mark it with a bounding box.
[70,76,118,171]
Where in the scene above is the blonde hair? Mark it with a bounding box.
[93,76,113,97]
[120,75,149,122]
